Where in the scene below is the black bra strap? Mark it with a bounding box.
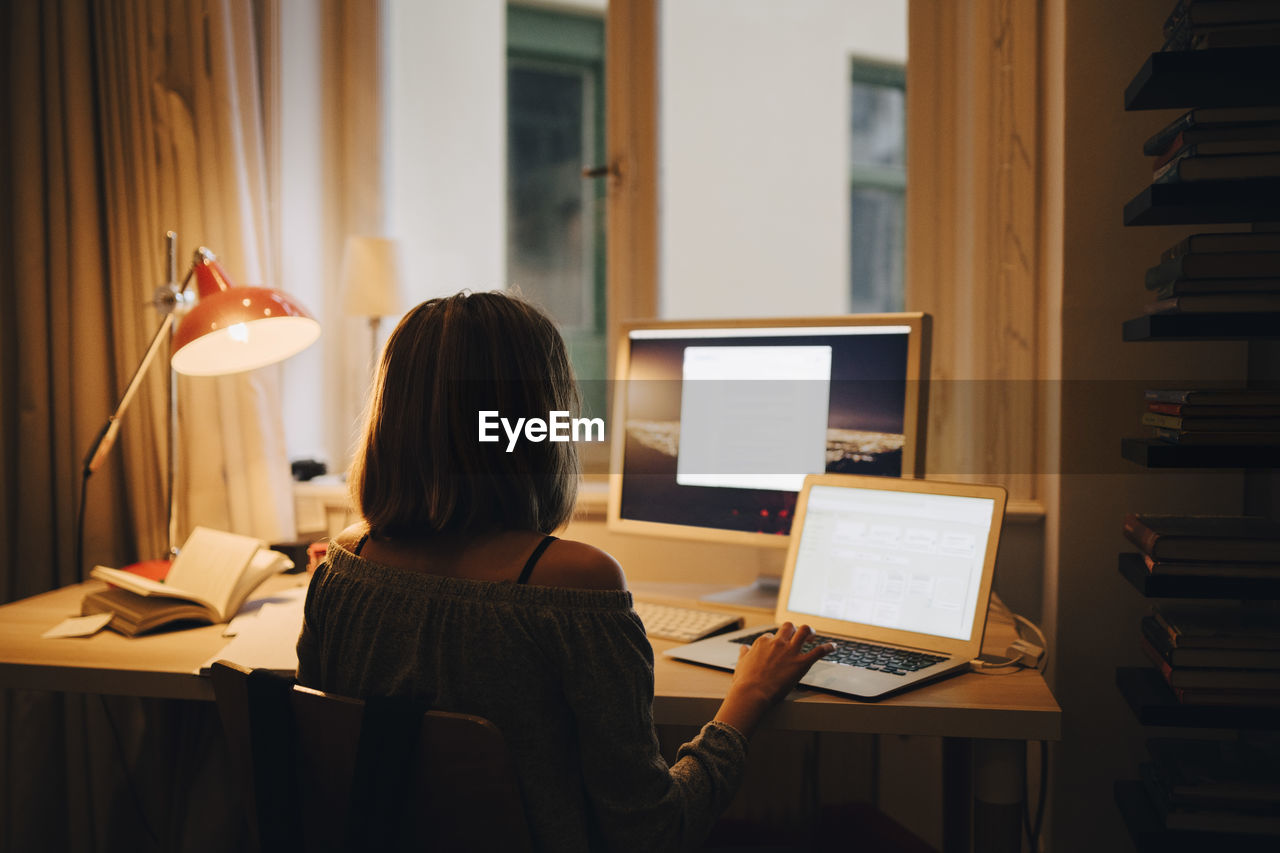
[516,535,557,585]
[353,532,369,555]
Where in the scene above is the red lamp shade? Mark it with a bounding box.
[171,251,321,376]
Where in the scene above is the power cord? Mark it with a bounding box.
[969,594,1049,674]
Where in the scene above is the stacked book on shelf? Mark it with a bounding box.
[1124,513,1280,583]
[1141,389,1280,445]
[1162,0,1280,52]
[1139,228,1280,316]
[1124,514,1280,710]
[1140,737,1280,837]
[1144,106,1280,187]
[1139,600,1280,708]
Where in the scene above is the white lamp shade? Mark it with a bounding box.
[172,314,322,376]
[171,253,321,376]
[342,236,405,318]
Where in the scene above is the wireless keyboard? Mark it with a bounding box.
[634,601,744,643]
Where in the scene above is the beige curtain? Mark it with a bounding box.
[2,1,291,849]
[96,0,296,550]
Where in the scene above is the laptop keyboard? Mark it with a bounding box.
[731,631,948,676]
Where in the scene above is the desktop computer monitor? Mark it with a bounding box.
[607,314,930,564]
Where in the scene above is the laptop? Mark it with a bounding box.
[666,473,1007,700]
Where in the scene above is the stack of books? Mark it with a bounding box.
[1142,230,1280,315]
[1142,389,1280,445]
[1125,513,1280,581]
[1140,737,1280,836]
[1144,106,1280,186]
[1123,510,1280,707]
[1162,0,1280,51]
[1138,598,1280,708]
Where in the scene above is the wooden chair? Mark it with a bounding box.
[210,661,533,853]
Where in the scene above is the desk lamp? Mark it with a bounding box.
[81,232,320,575]
[340,236,405,368]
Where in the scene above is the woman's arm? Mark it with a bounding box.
[548,608,832,851]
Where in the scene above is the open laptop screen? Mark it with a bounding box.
[786,484,996,641]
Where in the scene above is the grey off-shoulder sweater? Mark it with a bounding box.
[295,543,747,852]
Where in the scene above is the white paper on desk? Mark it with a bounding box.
[223,585,308,636]
[42,612,114,639]
[202,599,304,674]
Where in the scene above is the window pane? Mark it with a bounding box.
[849,62,905,313]
[850,76,905,170]
[849,186,905,313]
[508,63,593,329]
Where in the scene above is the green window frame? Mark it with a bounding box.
[849,59,907,313]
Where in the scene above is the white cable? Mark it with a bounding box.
[970,600,1049,674]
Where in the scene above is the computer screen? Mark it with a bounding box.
[785,484,994,641]
[607,314,930,548]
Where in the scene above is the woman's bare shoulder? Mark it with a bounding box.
[538,539,627,591]
[332,522,369,552]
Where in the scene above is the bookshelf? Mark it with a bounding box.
[1123,46,1280,110]
[1123,177,1280,226]
[1117,23,1280,850]
[1120,438,1280,468]
[1123,312,1280,341]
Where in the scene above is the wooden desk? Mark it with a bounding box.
[0,574,310,701]
[636,582,1059,741]
[0,574,1059,852]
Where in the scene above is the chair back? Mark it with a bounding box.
[211,660,532,853]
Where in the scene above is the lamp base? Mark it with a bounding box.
[120,558,172,582]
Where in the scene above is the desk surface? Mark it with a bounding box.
[0,574,1060,741]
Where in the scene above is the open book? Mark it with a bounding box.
[83,527,293,636]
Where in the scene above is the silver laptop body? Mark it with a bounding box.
[666,473,1008,701]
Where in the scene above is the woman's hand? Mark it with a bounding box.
[713,623,834,738]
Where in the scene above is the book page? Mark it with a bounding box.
[223,550,293,618]
[201,598,305,675]
[90,567,197,601]
[165,527,265,617]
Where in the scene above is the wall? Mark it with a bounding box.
[659,0,907,319]
[1044,1,1247,849]
[384,0,506,300]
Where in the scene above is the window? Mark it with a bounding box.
[507,5,608,422]
[849,60,906,313]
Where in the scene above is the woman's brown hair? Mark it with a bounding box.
[349,291,580,537]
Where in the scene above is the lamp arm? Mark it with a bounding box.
[82,313,175,476]
[81,251,201,478]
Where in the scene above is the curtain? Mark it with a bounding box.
[95,0,296,550]
[1,1,138,848]
[2,0,294,849]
